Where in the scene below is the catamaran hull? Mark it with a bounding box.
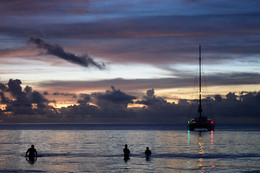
[188,120,215,131]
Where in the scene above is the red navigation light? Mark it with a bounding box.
[211,121,214,124]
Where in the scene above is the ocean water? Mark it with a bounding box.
[0,124,259,173]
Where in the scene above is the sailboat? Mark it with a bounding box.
[187,46,215,131]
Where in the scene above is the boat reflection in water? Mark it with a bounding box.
[187,46,215,131]
[198,132,205,173]
[197,131,215,172]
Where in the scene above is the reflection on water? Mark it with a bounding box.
[0,126,259,172]
[26,156,37,165]
[198,131,216,172]
[187,130,191,173]
[198,132,205,155]
[186,130,215,173]
[210,131,215,168]
[187,130,190,145]
[198,132,205,173]
[211,130,214,151]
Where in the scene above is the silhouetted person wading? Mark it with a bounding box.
[145,147,152,156]
[145,147,152,160]
[123,144,130,160]
[26,145,37,160]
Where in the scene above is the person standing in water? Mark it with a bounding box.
[145,147,152,156]
[26,145,37,160]
[123,144,130,160]
[145,147,152,160]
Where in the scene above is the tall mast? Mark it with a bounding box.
[198,45,202,118]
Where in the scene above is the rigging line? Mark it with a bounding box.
[198,45,202,117]
[200,51,215,119]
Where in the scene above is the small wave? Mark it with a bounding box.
[23,152,260,160]
[37,153,123,158]
[241,170,260,173]
[38,153,94,158]
[0,170,46,173]
[153,153,260,159]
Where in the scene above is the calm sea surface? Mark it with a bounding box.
[0,124,259,173]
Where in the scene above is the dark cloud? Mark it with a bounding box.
[95,86,136,104]
[0,79,50,115]
[136,89,168,107]
[214,95,222,102]
[38,72,260,92]
[43,91,49,95]
[32,91,48,107]
[0,92,10,104]
[210,91,260,122]
[0,0,89,15]
[7,79,23,97]
[53,92,77,98]
[91,86,136,111]
[24,85,32,94]
[77,94,91,105]
[0,83,7,91]
[27,37,106,69]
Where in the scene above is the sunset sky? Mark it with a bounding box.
[0,0,260,123]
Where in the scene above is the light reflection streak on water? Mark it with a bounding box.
[211,130,214,151]
[198,132,204,155]
[186,161,191,173]
[198,132,205,173]
[187,130,190,145]
[210,130,215,168]
[197,131,216,171]
[187,130,191,173]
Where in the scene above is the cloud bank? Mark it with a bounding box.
[0,79,260,124]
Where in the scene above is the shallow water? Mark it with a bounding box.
[0,124,259,172]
